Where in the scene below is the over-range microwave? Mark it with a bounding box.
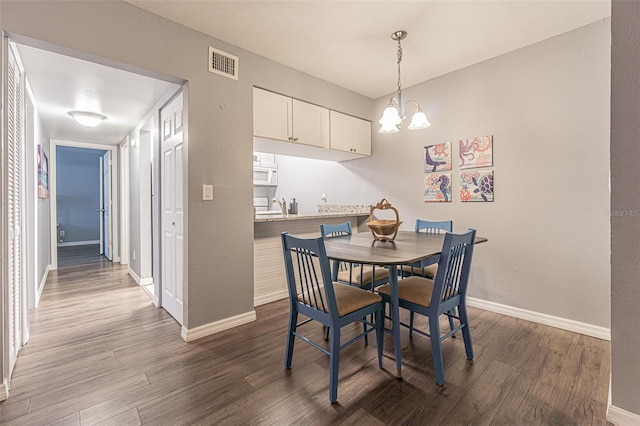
[253,164,278,186]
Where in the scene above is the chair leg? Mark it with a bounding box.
[409,311,415,338]
[329,326,341,403]
[285,310,298,368]
[459,303,474,360]
[429,315,445,385]
[447,308,456,337]
[376,308,383,369]
[323,325,330,341]
[363,315,368,345]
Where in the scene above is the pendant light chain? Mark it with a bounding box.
[396,37,403,93]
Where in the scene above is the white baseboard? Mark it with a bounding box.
[467,297,610,341]
[36,265,50,309]
[128,268,153,286]
[608,404,640,425]
[181,310,257,342]
[254,289,288,307]
[0,380,7,401]
[57,240,100,247]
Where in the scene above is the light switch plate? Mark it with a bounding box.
[202,184,213,201]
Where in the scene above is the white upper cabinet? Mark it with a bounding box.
[253,88,292,141]
[329,111,372,156]
[253,88,329,148]
[253,87,372,161]
[292,99,329,148]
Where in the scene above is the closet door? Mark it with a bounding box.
[7,45,25,374]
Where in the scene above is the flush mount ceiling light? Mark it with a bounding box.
[378,30,431,134]
[68,111,107,128]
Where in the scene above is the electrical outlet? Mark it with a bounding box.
[132,251,136,261]
[60,230,65,237]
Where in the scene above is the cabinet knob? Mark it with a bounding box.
[293,138,298,142]
[288,136,294,141]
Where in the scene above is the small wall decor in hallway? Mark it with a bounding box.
[37,144,49,199]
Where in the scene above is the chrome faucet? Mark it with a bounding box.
[272,197,287,215]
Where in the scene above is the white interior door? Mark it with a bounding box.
[99,156,104,255]
[102,151,112,260]
[160,92,184,325]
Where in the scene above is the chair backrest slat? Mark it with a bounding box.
[320,222,352,238]
[282,232,337,317]
[321,222,354,274]
[415,219,453,234]
[431,229,476,308]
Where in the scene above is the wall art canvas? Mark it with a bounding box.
[424,142,451,172]
[424,173,452,202]
[459,135,493,169]
[460,170,493,202]
[37,144,49,199]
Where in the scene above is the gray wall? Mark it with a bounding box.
[611,0,640,417]
[36,127,50,292]
[56,147,104,244]
[0,1,371,329]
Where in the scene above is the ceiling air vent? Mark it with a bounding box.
[208,46,238,80]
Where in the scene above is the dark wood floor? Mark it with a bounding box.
[1,248,611,425]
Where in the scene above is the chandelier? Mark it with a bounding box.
[378,30,431,134]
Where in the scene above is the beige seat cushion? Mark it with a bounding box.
[377,276,435,308]
[298,283,381,317]
[400,263,438,278]
[337,265,389,286]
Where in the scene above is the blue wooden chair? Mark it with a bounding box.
[281,232,384,403]
[400,219,453,279]
[320,222,389,290]
[377,229,477,385]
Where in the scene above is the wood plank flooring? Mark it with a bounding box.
[1,248,611,425]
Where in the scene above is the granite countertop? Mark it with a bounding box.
[254,211,369,223]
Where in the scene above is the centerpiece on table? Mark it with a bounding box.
[366,198,402,242]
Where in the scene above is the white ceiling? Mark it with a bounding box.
[16,44,179,146]
[126,0,610,99]
[16,1,610,147]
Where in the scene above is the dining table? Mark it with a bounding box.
[323,229,487,379]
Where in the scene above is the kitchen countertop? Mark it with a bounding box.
[254,211,369,223]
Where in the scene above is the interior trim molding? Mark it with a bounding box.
[607,404,640,425]
[467,297,611,341]
[254,289,288,307]
[181,310,257,342]
[36,264,50,308]
[128,268,141,285]
[57,240,100,247]
[0,381,7,401]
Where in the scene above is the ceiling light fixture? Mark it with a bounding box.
[378,30,431,134]
[68,111,107,128]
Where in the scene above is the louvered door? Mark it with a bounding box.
[7,47,24,374]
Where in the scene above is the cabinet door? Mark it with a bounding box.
[253,88,291,141]
[292,100,329,148]
[329,110,353,153]
[351,116,372,156]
